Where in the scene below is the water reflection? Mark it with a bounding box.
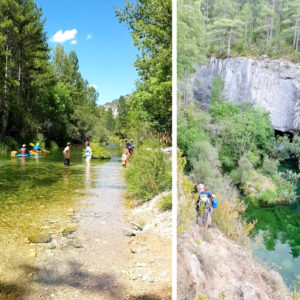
[85,163,91,189]
[246,203,300,258]
[63,167,70,186]
[244,159,300,288]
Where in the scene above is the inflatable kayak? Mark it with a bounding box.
[16,153,32,157]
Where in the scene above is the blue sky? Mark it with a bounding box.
[35,0,138,105]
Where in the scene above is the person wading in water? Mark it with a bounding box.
[63,142,71,166]
[85,141,92,164]
[161,132,168,148]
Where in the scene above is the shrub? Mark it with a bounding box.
[275,173,297,204]
[0,137,18,153]
[178,150,198,232]
[188,140,220,183]
[213,193,256,244]
[89,142,111,159]
[50,141,59,151]
[261,156,279,175]
[257,189,276,204]
[0,143,9,154]
[125,141,171,202]
[237,155,254,186]
[158,193,172,211]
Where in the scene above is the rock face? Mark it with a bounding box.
[190,57,300,132]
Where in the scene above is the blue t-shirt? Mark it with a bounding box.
[200,191,212,199]
[33,145,41,150]
[212,197,218,208]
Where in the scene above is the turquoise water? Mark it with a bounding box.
[244,160,300,289]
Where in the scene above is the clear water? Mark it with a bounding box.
[0,145,121,298]
[244,160,300,289]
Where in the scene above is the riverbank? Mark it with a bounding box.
[122,192,172,299]
[178,223,291,300]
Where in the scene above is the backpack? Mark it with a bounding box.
[212,198,218,208]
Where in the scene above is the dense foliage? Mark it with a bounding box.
[125,141,172,202]
[178,76,298,205]
[115,0,172,136]
[178,0,300,62]
[0,0,118,150]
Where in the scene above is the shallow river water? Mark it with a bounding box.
[0,145,127,299]
[245,160,300,289]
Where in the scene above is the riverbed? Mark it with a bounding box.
[0,145,129,299]
[245,160,300,289]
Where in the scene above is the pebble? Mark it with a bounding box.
[136,262,146,267]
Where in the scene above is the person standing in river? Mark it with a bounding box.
[63,142,71,166]
[85,141,92,164]
[161,132,168,148]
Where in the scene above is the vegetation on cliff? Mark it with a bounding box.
[179,0,300,62]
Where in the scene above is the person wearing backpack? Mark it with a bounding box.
[196,184,213,227]
[207,194,218,229]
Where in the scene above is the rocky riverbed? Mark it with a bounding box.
[11,160,171,300]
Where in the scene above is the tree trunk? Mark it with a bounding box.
[18,49,22,93]
[269,0,275,46]
[227,27,232,57]
[293,16,299,50]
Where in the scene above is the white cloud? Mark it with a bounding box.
[88,84,98,89]
[86,34,92,40]
[51,29,77,43]
[70,40,77,45]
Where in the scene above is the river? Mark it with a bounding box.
[244,160,300,289]
[0,145,129,299]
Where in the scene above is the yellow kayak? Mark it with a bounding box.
[30,150,49,154]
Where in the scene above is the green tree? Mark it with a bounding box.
[115,0,172,135]
[117,95,128,136]
[178,0,207,108]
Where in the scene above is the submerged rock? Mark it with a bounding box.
[28,232,52,243]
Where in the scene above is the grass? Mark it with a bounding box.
[124,141,171,202]
[158,193,172,211]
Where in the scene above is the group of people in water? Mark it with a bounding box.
[63,141,92,166]
[121,139,134,168]
[195,183,218,229]
[18,143,42,155]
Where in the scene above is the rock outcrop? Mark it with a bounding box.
[177,224,291,300]
[190,57,300,132]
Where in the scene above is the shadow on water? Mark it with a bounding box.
[33,261,123,297]
[244,159,300,289]
[0,262,124,299]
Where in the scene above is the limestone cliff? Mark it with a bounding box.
[190,57,300,132]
